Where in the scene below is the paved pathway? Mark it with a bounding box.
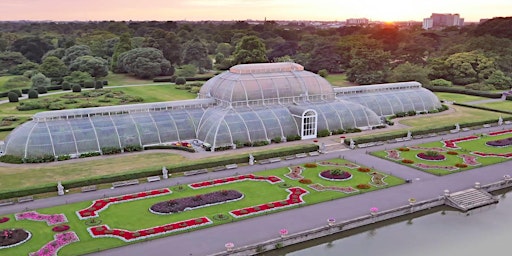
[1,124,511,256]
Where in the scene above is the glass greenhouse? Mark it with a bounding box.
[1,63,442,158]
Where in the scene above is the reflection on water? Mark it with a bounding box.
[265,191,510,256]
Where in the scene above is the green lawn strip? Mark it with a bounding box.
[478,100,512,111]
[109,84,196,102]
[434,92,489,103]
[103,73,153,87]
[0,75,19,91]
[371,134,511,175]
[324,74,350,87]
[1,159,404,256]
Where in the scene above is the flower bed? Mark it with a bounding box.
[472,152,512,158]
[229,187,308,218]
[447,151,459,155]
[409,146,446,152]
[0,217,9,223]
[357,167,371,172]
[416,152,446,161]
[87,217,212,242]
[414,163,458,171]
[150,190,243,214]
[76,188,171,219]
[15,211,68,226]
[285,166,305,180]
[369,172,388,187]
[316,161,359,169]
[455,163,468,168]
[308,184,358,193]
[485,138,512,147]
[319,170,352,181]
[385,150,401,160]
[29,232,79,256]
[398,147,410,151]
[443,136,479,149]
[401,159,414,164]
[489,129,512,136]
[0,229,31,249]
[298,178,312,184]
[459,154,481,166]
[51,225,70,232]
[356,184,371,189]
[189,174,282,189]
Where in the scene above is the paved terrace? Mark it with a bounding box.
[0,124,511,256]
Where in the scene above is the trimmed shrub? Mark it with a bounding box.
[0,155,23,164]
[175,77,186,85]
[95,80,103,89]
[83,79,95,88]
[37,86,47,94]
[101,147,122,155]
[299,178,312,184]
[124,144,142,152]
[9,89,22,97]
[7,92,19,102]
[72,84,82,92]
[318,69,328,77]
[28,89,39,99]
[317,129,330,137]
[61,81,71,90]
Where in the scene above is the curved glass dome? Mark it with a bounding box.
[197,106,298,149]
[335,82,441,116]
[199,62,334,104]
[3,108,204,158]
[289,100,381,131]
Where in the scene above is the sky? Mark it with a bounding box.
[1,0,511,22]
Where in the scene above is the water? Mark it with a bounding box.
[267,192,511,256]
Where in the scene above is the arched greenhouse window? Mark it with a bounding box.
[301,109,317,140]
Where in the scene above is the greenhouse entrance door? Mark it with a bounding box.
[301,109,317,140]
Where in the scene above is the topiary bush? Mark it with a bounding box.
[7,92,19,102]
[28,89,39,99]
[36,86,47,94]
[72,84,82,92]
[94,80,103,89]
[175,77,186,85]
[83,79,95,88]
[61,81,71,90]
[9,89,22,97]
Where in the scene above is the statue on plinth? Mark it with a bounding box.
[249,154,254,165]
[162,166,168,179]
[349,139,355,149]
[57,181,64,196]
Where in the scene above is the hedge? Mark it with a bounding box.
[453,102,512,115]
[0,144,318,200]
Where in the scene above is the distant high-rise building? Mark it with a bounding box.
[422,13,464,30]
[346,18,369,26]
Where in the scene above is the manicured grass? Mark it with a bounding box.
[434,92,489,103]
[478,100,512,111]
[0,75,18,90]
[398,105,510,129]
[371,132,512,175]
[110,84,196,102]
[0,158,404,256]
[103,73,153,87]
[325,74,354,87]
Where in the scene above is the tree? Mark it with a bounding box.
[11,36,54,63]
[9,61,39,75]
[388,62,431,85]
[112,33,132,72]
[62,45,92,65]
[305,41,342,73]
[232,35,268,64]
[182,38,212,72]
[268,41,298,62]
[346,47,391,85]
[7,92,19,103]
[42,48,66,61]
[39,56,68,79]
[117,47,172,79]
[31,73,51,88]
[0,51,28,74]
[69,55,109,78]
[215,43,233,57]
[485,70,512,90]
[444,51,496,85]
[176,64,197,77]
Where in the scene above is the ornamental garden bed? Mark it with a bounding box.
[1,158,403,256]
[372,132,512,175]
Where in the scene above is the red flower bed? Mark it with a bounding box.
[472,152,512,158]
[88,217,212,241]
[398,147,410,151]
[0,217,9,223]
[489,129,512,136]
[230,187,308,218]
[357,167,371,172]
[189,174,282,189]
[401,159,414,164]
[417,153,446,161]
[77,188,171,219]
[299,178,312,184]
[52,224,70,232]
[443,136,479,149]
[356,184,371,189]
[455,163,468,168]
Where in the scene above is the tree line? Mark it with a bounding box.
[0,17,511,90]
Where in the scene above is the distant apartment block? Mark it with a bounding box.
[346,18,369,26]
[422,13,464,30]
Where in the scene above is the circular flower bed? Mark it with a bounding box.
[417,152,446,161]
[319,169,352,181]
[0,217,9,223]
[52,224,70,232]
[0,229,31,248]
[486,138,512,147]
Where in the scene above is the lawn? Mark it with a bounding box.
[0,75,18,91]
[103,73,153,87]
[325,74,354,87]
[478,100,512,111]
[434,92,489,103]
[0,158,404,256]
[371,130,512,175]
